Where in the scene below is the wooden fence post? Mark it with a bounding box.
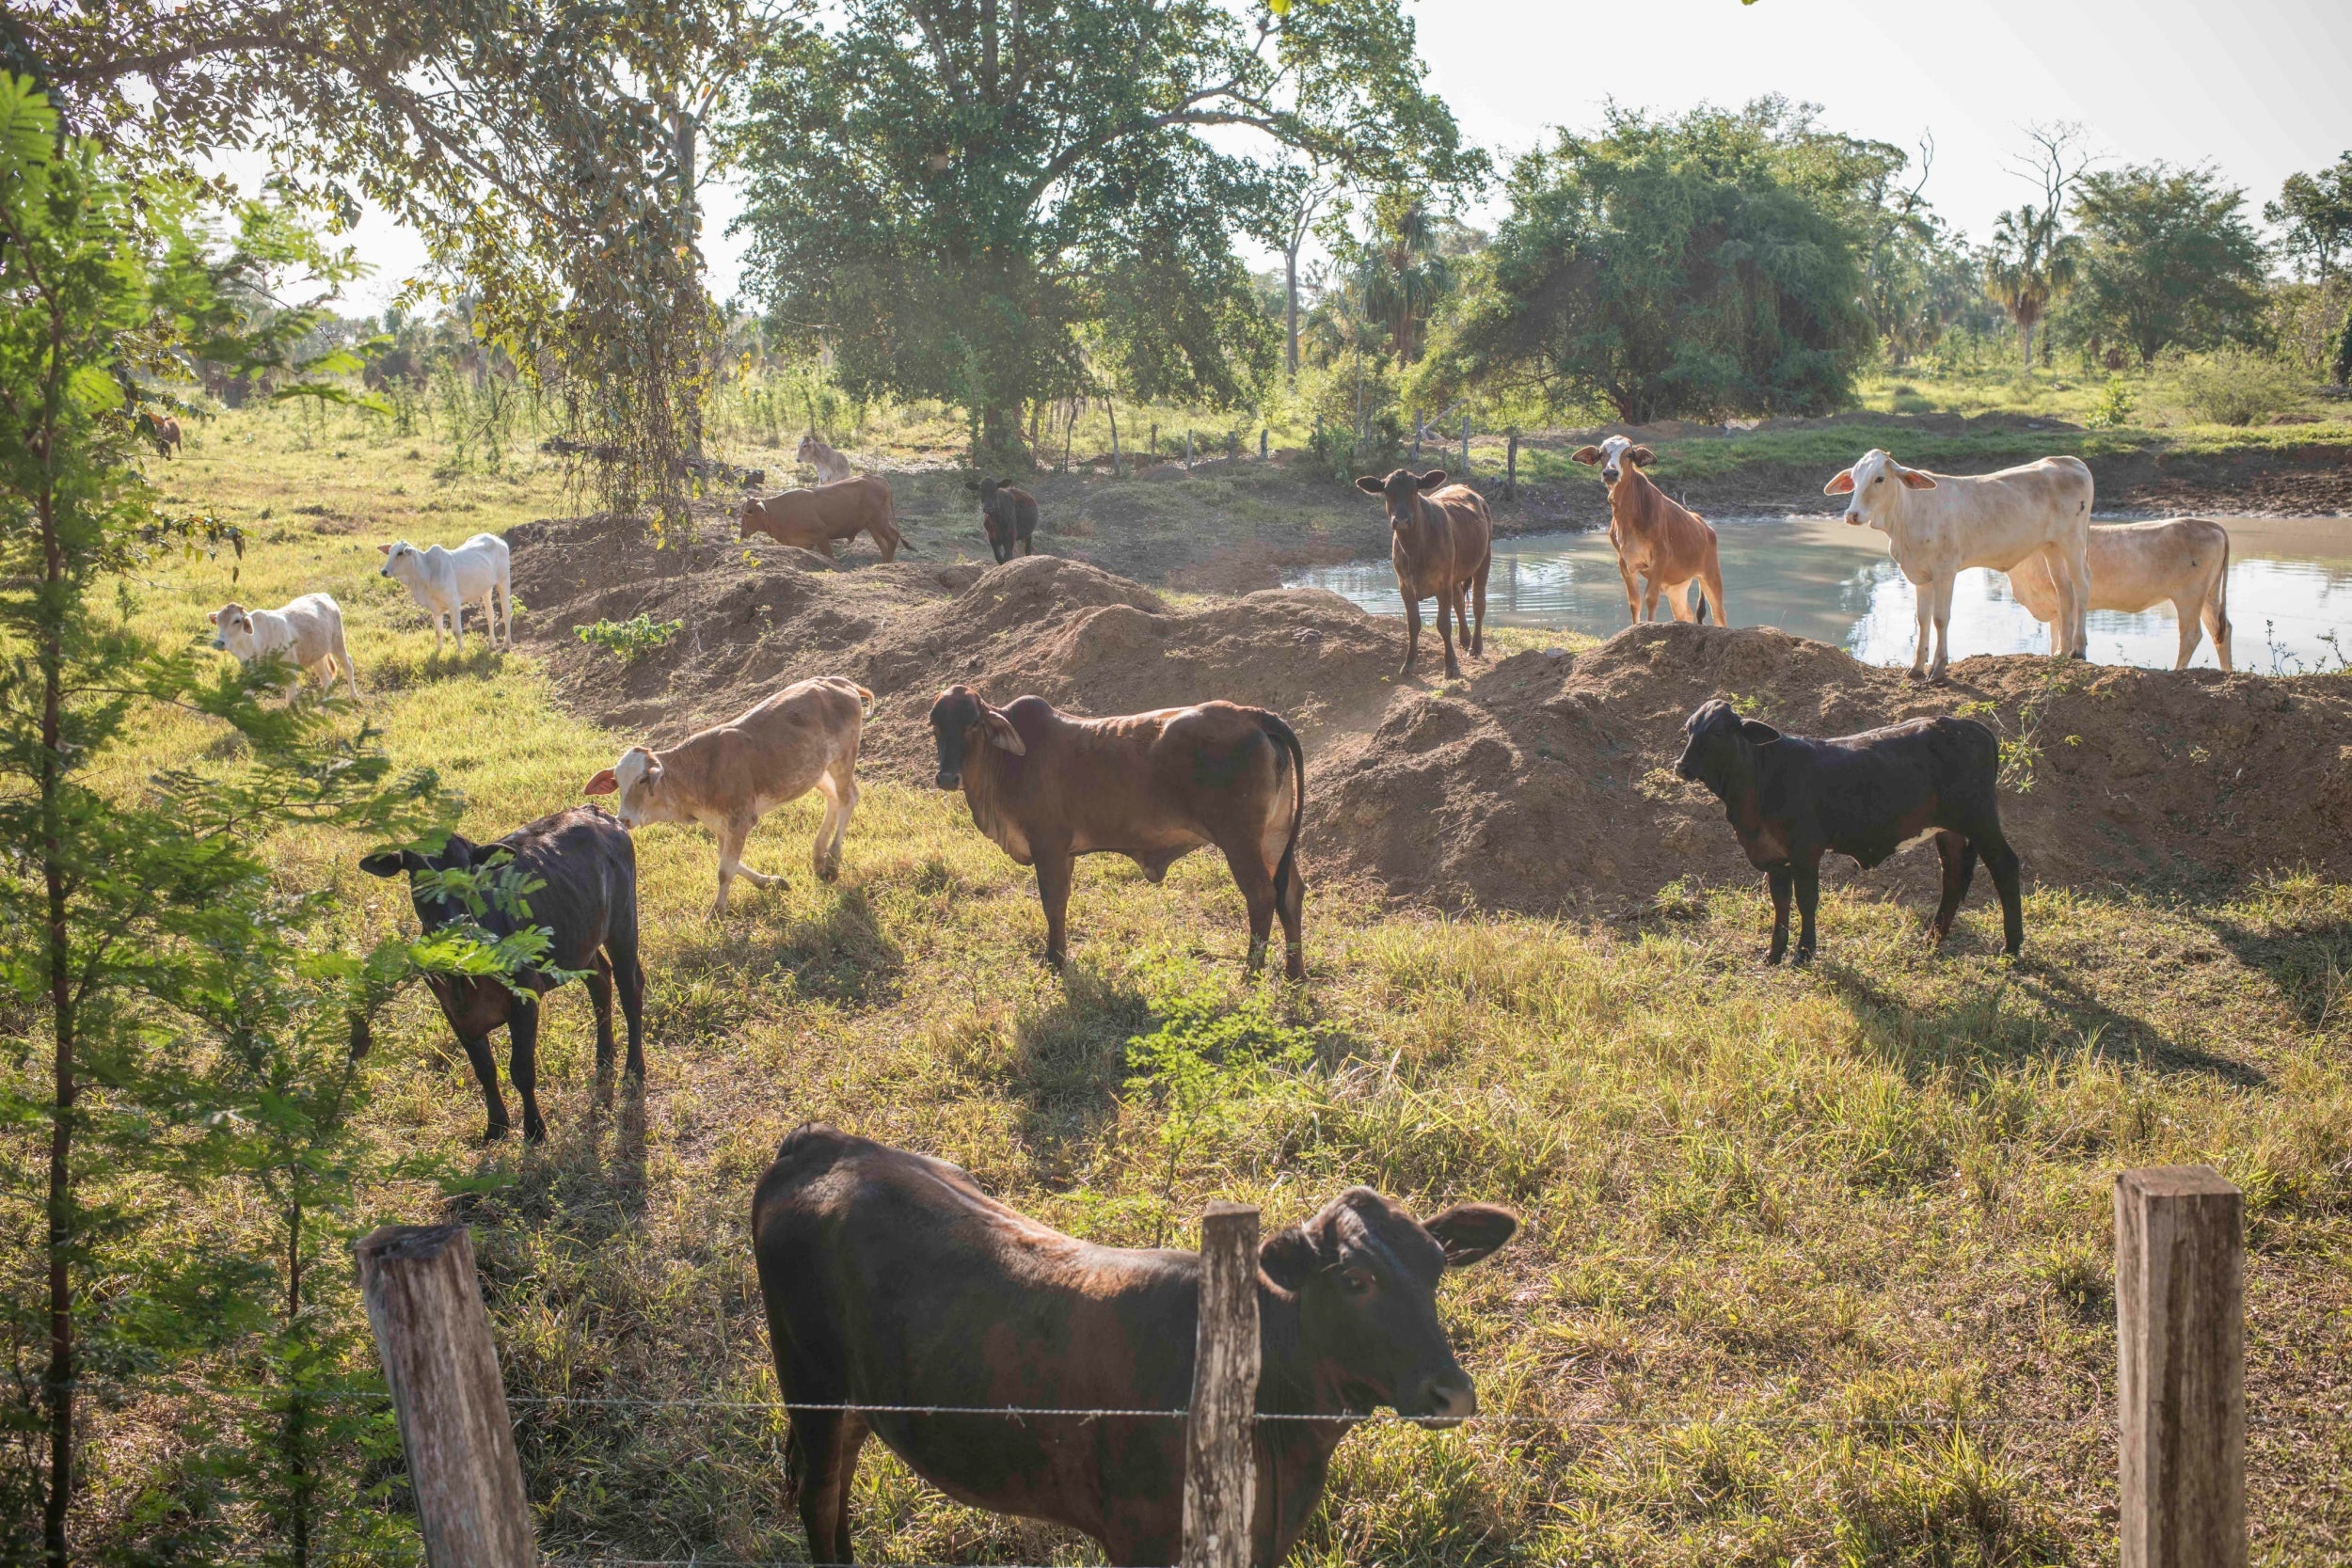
[358,1224,536,1568]
[1460,414,1470,480]
[2116,1165,2244,1568]
[1185,429,1194,474]
[1260,428,1267,461]
[1506,430,1518,499]
[1410,407,1421,460]
[1182,1202,1260,1568]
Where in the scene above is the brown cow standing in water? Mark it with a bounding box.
[928,686,1306,978]
[740,474,905,561]
[1354,468,1491,679]
[753,1125,1518,1566]
[1574,435,1726,626]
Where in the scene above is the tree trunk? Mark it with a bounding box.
[1284,244,1300,379]
[2022,320,2034,372]
[40,453,74,1568]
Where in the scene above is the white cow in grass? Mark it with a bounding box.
[1827,449,2093,682]
[210,594,361,700]
[379,533,512,656]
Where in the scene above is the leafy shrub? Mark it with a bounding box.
[2086,373,2137,428]
[2169,348,2305,426]
[574,612,681,662]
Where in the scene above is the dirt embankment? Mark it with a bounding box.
[513,513,2352,917]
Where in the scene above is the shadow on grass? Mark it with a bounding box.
[2194,910,2352,1035]
[1009,959,1153,1175]
[665,883,906,1006]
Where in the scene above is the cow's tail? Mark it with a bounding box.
[853,684,876,721]
[877,482,913,556]
[2211,527,2232,653]
[1257,711,1307,914]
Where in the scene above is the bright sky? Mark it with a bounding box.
[314,0,2352,313]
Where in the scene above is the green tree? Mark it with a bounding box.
[1981,204,2079,371]
[2265,151,2352,282]
[2068,162,2269,368]
[1420,99,1880,422]
[1347,190,1469,366]
[0,76,448,1566]
[729,0,1476,463]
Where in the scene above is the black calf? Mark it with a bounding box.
[1674,699,2024,964]
[977,477,1037,564]
[361,805,647,1141]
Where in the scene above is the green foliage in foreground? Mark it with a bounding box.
[575,612,683,664]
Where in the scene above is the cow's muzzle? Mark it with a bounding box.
[210,637,225,650]
[1602,467,1620,483]
[935,769,960,790]
[1843,511,1864,526]
[1404,1375,1476,1428]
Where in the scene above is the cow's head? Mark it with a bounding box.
[796,433,822,464]
[738,499,765,538]
[1258,1187,1517,1423]
[208,602,257,659]
[378,539,424,579]
[928,684,1025,790]
[1823,448,1936,530]
[977,477,1005,509]
[1675,698,1781,800]
[1569,435,1655,486]
[358,835,486,935]
[1354,468,1450,531]
[582,746,672,828]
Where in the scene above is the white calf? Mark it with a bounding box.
[2008,517,2233,672]
[1827,449,2093,681]
[379,532,512,656]
[210,594,361,699]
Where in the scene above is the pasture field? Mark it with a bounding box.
[24,404,2352,1566]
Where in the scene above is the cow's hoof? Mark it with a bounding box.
[1763,948,1786,966]
[1793,949,1817,967]
[483,1122,511,1144]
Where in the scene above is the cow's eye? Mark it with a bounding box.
[1338,1265,1375,1295]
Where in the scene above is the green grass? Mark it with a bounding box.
[28,404,2352,1565]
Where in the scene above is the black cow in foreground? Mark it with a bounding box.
[977,476,1039,563]
[753,1126,1517,1566]
[1674,699,2025,963]
[360,805,647,1141]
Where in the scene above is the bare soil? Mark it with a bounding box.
[512,512,2352,922]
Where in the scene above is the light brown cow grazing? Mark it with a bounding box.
[2007,517,2233,671]
[929,688,1307,979]
[585,676,873,915]
[152,414,183,458]
[797,432,854,483]
[739,475,904,561]
[1573,435,1726,626]
[1354,467,1492,679]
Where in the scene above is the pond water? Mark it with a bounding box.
[1286,515,2352,673]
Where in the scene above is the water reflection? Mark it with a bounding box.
[1287,515,2352,673]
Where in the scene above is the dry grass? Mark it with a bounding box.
[36,405,2352,1566]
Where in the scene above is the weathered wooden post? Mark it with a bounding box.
[1150,422,1158,463]
[1260,428,1268,461]
[1185,429,1194,474]
[1506,430,1518,499]
[1410,407,1422,460]
[358,1225,536,1568]
[2116,1165,2244,1568]
[1109,400,1122,477]
[1182,1202,1260,1568]
[1460,414,1470,480]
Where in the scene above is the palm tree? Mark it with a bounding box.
[1354,193,1454,365]
[1983,203,2080,371]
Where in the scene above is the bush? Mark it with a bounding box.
[2086,374,2137,429]
[2168,348,2306,426]
[575,613,682,661]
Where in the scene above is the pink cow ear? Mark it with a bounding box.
[1823,469,1855,496]
[583,768,618,796]
[208,610,221,625]
[378,543,393,554]
[1570,446,1602,466]
[1898,467,1938,490]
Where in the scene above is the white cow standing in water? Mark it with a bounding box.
[2008,517,2233,672]
[1827,449,2093,682]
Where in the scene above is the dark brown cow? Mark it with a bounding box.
[1353,468,1491,679]
[928,687,1306,979]
[740,474,905,561]
[359,806,646,1141]
[754,1126,1518,1566]
[1573,436,1725,626]
[977,476,1038,563]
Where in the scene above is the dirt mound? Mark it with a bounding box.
[1309,623,2352,914]
[510,515,2352,914]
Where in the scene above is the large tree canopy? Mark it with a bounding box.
[2067,162,2268,369]
[1419,99,1881,423]
[729,0,1476,459]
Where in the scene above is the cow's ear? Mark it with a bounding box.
[1740,719,1783,744]
[1570,446,1602,466]
[1257,1223,1324,1291]
[1425,1204,1518,1269]
[1898,467,1937,490]
[358,849,412,878]
[584,768,618,796]
[1823,469,1855,496]
[1628,445,1657,467]
[207,610,221,625]
[983,707,1026,755]
[1416,469,1449,490]
[1354,475,1383,495]
[437,834,475,867]
[377,542,393,555]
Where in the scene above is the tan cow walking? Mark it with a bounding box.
[740,475,904,561]
[2007,517,2233,671]
[1354,467,1492,679]
[1573,436,1726,626]
[585,676,873,914]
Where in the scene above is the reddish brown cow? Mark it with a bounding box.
[740,474,905,561]
[754,1125,1518,1566]
[1573,436,1725,626]
[1354,468,1491,679]
[928,687,1306,979]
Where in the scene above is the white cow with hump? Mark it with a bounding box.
[210,594,361,700]
[1827,449,2093,682]
[379,532,512,656]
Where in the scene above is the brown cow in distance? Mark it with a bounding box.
[928,686,1306,978]
[1354,468,1490,679]
[754,1125,1518,1566]
[740,474,905,561]
[1574,435,1725,626]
